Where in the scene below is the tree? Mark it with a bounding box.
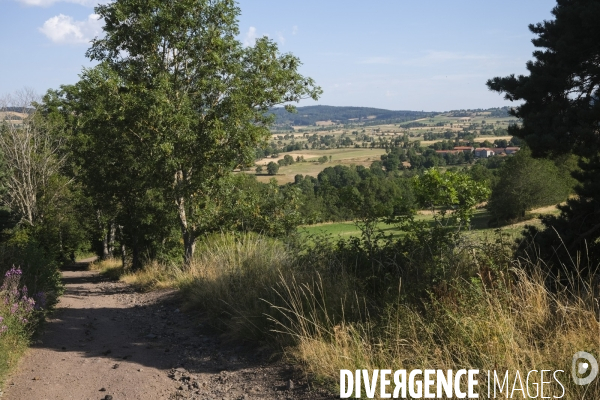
[413,168,490,232]
[255,165,263,174]
[66,0,321,266]
[266,162,279,175]
[487,0,600,268]
[1,90,95,264]
[0,91,67,227]
[283,154,295,166]
[487,149,572,223]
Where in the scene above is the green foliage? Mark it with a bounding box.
[197,174,303,237]
[487,0,600,270]
[57,0,321,266]
[266,161,280,175]
[0,228,62,306]
[487,149,573,223]
[289,165,418,223]
[413,168,491,230]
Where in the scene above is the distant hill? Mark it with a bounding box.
[269,105,435,126]
[1,107,33,114]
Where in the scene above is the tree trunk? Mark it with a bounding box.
[121,243,126,268]
[183,230,196,267]
[178,200,196,267]
[102,232,110,260]
[132,242,141,271]
[107,223,116,258]
[119,225,126,268]
[175,170,196,267]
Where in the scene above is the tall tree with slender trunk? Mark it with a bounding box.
[65,0,320,266]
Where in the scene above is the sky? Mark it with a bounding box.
[0,0,557,111]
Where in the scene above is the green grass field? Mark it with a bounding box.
[299,206,558,241]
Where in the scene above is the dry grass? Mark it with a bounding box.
[89,258,125,281]
[270,264,599,397]
[118,233,308,337]
[119,233,599,398]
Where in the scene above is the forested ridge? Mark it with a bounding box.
[269,105,434,126]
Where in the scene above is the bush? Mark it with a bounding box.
[266,161,279,175]
[0,228,62,307]
[0,267,42,386]
[488,149,572,223]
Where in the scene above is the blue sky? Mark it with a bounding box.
[1,0,556,111]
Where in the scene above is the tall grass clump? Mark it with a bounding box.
[271,253,599,398]
[177,232,355,339]
[89,257,126,281]
[120,231,358,340]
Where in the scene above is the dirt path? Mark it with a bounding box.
[3,259,333,400]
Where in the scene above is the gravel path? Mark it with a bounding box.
[2,259,334,400]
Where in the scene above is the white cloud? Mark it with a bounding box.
[17,0,100,6]
[277,32,285,45]
[244,26,257,47]
[39,13,103,44]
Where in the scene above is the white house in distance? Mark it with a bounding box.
[435,146,521,158]
[459,146,520,158]
[474,148,495,158]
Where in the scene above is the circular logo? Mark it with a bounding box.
[572,351,598,386]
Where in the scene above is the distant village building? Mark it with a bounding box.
[453,146,474,153]
[474,148,495,158]
[435,150,462,155]
[440,146,520,158]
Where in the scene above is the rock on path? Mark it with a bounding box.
[2,259,334,400]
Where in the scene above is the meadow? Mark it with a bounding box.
[299,206,555,241]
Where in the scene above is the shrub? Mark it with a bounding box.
[0,228,62,306]
[267,161,279,175]
[488,149,572,223]
[0,267,41,386]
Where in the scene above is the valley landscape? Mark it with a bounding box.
[0,0,598,399]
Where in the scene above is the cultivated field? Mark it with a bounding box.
[0,111,26,125]
[252,148,386,183]
[258,109,518,183]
